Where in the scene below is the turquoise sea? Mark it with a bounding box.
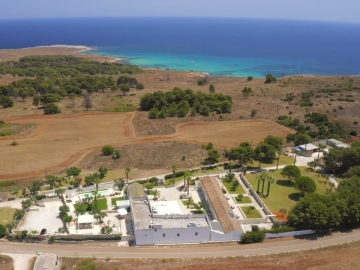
[1,17,360,77]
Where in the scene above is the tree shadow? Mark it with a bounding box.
[276,180,295,187]
[288,192,301,202]
[294,231,332,240]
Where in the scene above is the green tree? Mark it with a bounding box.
[120,84,130,95]
[66,167,81,177]
[209,84,215,93]
[148,107,159,119]
[281,165,301,183]
[294,133,311,146]
[69,93,77,108]
[265,73,277,83]
[44,103,61,114]
[75,202,88,216]
[255,142,276,160]
[114,179,125,191]
[247,76,253,81]
[113,149,121,159]
[99,167,108,179]
[0,96,14,108]
[136,83,145,90]
[251,109,257,117]
[102,145,115,156]
[264,135,284,152]
[307,161,317,171]
[32,96,40,107]
[125,167,131,184]
[93,174,102,191]
[266,174,276,197]
[295,176,316,197]
[47,175,57,189]
[82,93,93,111]
[204,149,220,165]
[228,160,235,173]
[0,224,7,238]
[242,87,252,99]
[172,164,178,185]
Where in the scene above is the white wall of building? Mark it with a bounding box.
[135,227,210,245]
[210,230,243,242]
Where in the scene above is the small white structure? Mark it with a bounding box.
[116,200,130,209]
[77,214,94,230]
[327,138,350,149]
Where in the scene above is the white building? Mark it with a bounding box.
[199,176,243,241]
[127,176,244,246]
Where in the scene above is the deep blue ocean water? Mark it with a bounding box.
[1,17,360,77]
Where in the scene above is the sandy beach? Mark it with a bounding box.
[0,45,122,63]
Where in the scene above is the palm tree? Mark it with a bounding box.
[228,160,235,174]
[266,175,276,197]
[276,152,281,170]
[260,171,269,194]
[293,150,301,165]
[125,167,131,185]
[153,189,160,200]
[183,170,191,188]
[93,174,102,192]
[94,210,107,224]
[317,143,326,161]
[91,190,99,211]
[172,164,178,185]
[258,152,265,170]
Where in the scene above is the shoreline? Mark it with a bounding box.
[0,45,359,78]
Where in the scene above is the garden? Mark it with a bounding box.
[244,166,332,212]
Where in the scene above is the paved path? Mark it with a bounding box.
[1,229,360,259]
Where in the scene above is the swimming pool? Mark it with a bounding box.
[78,189,110,200]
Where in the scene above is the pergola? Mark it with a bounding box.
[77,214,94,229]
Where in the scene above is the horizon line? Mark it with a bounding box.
[1,16,360,25]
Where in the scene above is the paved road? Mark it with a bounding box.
[1,229,360,259]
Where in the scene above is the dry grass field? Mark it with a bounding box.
[0,111,291,182]
[0,254,13,270]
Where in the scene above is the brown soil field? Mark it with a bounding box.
[61,240,360,270]
[0,112,291,181]
[0,254,13,270]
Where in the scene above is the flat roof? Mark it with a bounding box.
[336,143,350,148]
[131,199,209,230]
[328,138,343,145]
[297,143,319,150]
[78,214,94,223]
[150,201,182,215]
[117,200,130,207]
[201,176,243,234]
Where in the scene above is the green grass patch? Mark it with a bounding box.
[249,155,294,169]
[0,130,13,136]
[74,198,108,212]
[111,196,125,206]
[222,179,246,194]
[244,166,331,212]
[235,196,252,204]
[95,198,108,210]
[241,206,262,218]
[104,104,137,112]
[181,199,194,207]
[0,207,16,226]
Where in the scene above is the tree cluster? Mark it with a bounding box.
[140,87,232,119]
[0,55,143,77]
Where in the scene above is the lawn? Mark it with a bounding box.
[222,179,246,194]
[74,198,108,212]
[0,207,16,226]
[244,166,331,212]
[95,198,108,210]
[241,206,263,219]
[111,196,125,206]
[235,195,252,204]
[249,155,294,169]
